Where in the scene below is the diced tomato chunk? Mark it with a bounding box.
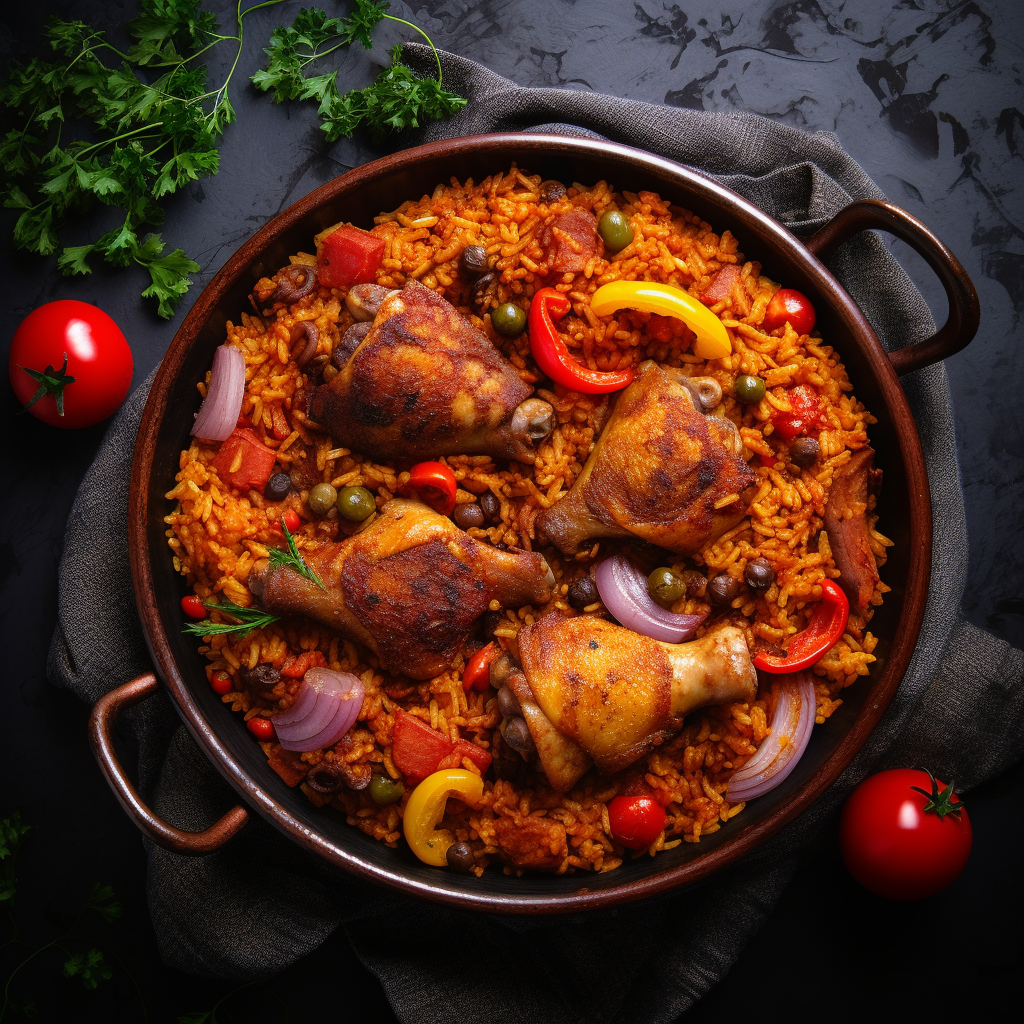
[771,385,826,441]
[280,650,328,678]
[391,710,455,783]
[212,428,277,491]
[452,739,492,775]
[391,710,492,782]
[317,225,385,289]
[700,264,742,304]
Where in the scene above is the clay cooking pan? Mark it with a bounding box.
[91,134,979,911]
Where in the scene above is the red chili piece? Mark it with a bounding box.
[280,509,301,533]
[398,461,457,515]
[771,384,826,441]
[247,717,275,740]
[391,709,492,783]
[317,225,385,289]
[762,288,816,335]
[210,671,233,695]
[608,795,667,850]
[528,287,635,394]
[463,642,498,693]
[753,579,850,673]
[181,595,206,619]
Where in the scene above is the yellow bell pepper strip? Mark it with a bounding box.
[589,281,732,360]
[753,579,849,673]
[403,768,484,867]
[528,288,635,394]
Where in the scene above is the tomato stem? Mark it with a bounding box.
[910,767,964,820]
[17,352,76,416]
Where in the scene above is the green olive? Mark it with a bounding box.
[734,374,766,404]
[490,302,526,338]
[648,567,686,608]
[598,210,634,253]
[337,485,376,522]
[307,482,338,517]
[368,774,404,805]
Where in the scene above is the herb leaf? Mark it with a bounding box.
[269,522,325,589]
[63,948,113,990]
[183,600,281,638]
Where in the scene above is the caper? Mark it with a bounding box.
[598,210,634,253]
[479,493,501,523]
[337,485,375,522]
[648,567,686,608]
[452,503,485,530]
[368,773,404,805]
[707,573,743,606]
[540,181,566,204]
[681,569,707,598]
[490,302,527,338]
[308,482,338,517]
[445,841,476,872]
[744,557,775,591]
[264,472,292,502]
[567,575,598,610]
[734,375,766,404]
[459,245,489,277]
[790,436,821,468]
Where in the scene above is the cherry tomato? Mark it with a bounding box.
[210,671,233,695]
[839,768,972,900]
[608,795,667,850]
[280,510,301,533]
[462,642,498,693]
[180,595,206,619]
[9,300,132,428]
[247,717,275,741]
[398,461,458,515]
[762,288,816,335]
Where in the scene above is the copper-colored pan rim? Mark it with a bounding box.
[128,133,935,912]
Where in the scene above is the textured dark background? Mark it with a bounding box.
[1,1,1021,1020]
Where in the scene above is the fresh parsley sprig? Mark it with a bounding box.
[251,2,467,143]
[1,1,466,315]
[269,521,325,589]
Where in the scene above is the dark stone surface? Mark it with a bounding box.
[0,1,1020,1019]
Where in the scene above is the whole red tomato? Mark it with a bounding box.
[608,795,667,850]
[9,300,132,428]
[839,768,972,900]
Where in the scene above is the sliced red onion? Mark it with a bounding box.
[726,673,816,803]
[274,668,365,752]
[191,345,245,442]
[594,554,706,643]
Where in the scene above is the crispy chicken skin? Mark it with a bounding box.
[509,615,757,791]
[310,280,554,463]
[824,447,882,614]
[250,500,555,680]
[536,360,757,555]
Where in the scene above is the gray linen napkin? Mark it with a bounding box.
[49,49,1024,1022]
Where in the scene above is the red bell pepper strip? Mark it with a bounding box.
[212,428,277,491]
[462,642,498,692]
[317,225,385,289]
[528,287,635,394]
[398,461,458,515]
[754,579,850,673]
[391,710,491,782]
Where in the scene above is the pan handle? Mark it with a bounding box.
[88,673,249,855]
[805,198,980,376]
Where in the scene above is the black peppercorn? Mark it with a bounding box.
[567,575,599,610]
[707,574,742,606]
[744,558,775,591]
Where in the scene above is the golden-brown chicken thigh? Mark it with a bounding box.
[536,360,757,555]
[249,500,555,679]
[493,614,756,792]
[310,280,553,463]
